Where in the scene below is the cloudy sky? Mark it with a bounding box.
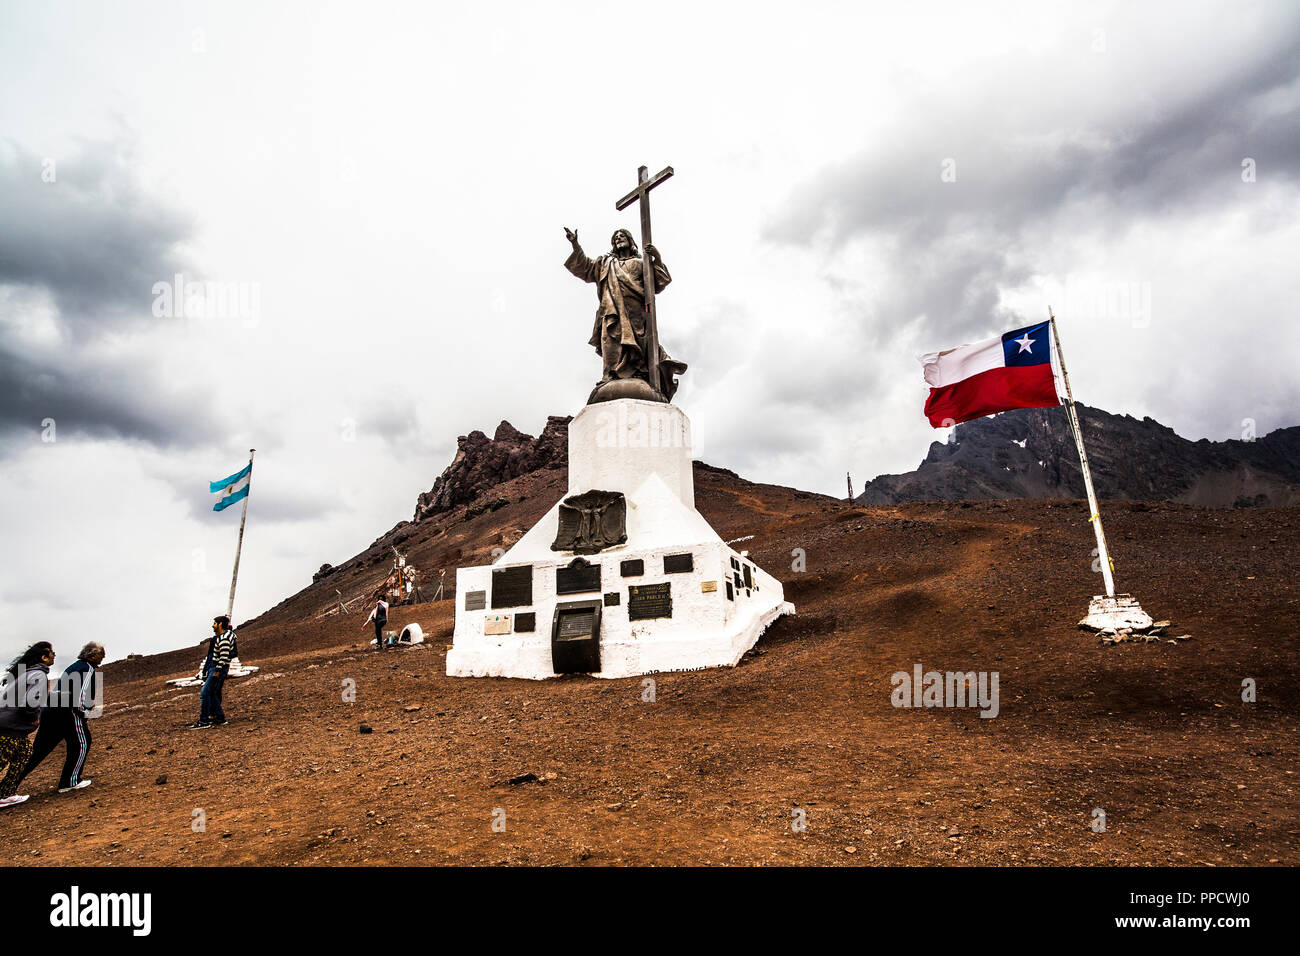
[2,0,1297,664]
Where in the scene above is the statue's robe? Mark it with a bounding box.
[565,247,685,397]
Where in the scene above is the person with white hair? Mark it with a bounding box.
[18,641,104,793]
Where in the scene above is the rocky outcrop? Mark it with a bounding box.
[414,417,571,521]
[858,404,1300,507]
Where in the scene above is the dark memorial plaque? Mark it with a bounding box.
[628,582,672,621]
[620,558,644,577]
[465,590,486,611]
[604,591,620,606]
[663,552,693,574]
[551,489,627,554]
[551,600,602,673]
[558,610,595,637]
[491,565,533,609]
[743,565,753,589]
[726,581,734,601]
[556,557,601,594]
[515,611,536,632]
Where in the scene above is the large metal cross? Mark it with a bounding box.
[616,164,674,398]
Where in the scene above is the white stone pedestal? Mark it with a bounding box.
[1078,593,1154,632]
[446,400,794,679]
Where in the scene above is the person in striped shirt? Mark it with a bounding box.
[188,616,236,730]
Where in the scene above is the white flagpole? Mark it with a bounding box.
[1048,311,1115,598]
[226,448,255,619]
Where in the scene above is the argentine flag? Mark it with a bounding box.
[210,461,252,512]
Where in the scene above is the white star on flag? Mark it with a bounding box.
[1014,333,1035,353]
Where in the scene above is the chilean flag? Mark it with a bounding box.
[920,321,1063,428]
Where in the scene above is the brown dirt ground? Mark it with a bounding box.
[4,477,1297,866]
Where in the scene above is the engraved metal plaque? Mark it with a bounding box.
[701,580,717,593]
[557,609,596,639]
[515,611,536,632]
[491,565,532,609]
[465,590,486,611]
[484,614,511,636]
[604,591,620,606]
[551,489,627,554]
[628,582,672,621]
[556,558,601,594]
[620,558,644,577]
[664,552,694,574]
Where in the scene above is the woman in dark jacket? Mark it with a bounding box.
[0,641,54,808]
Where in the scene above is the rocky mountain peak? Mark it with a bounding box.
[414,415,571,521]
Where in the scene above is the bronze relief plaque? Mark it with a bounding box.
[552,490,627,555]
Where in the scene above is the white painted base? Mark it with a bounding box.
[1079,593,1154,632]
[446,400,795,680]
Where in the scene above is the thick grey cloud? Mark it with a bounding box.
[0,135,224,449]
[771,19,1300,238]
[766,16,1300,347]
[0,136,195,323]
[0,341,224,448]
[746,6,1300,456]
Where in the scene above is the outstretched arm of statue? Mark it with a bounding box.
[563,225,599,282]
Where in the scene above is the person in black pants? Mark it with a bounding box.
[20,641,104,793]
[361,592,389,650]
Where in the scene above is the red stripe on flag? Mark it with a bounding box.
[924,363,1059,428]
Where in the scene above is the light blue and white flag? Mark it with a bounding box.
[210,461,252,512]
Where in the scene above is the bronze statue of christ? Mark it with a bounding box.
[563,226,687,403]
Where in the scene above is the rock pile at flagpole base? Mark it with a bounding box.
[1078,593,1153,632]
[447,399,795,680]
[1076,593,1192,647]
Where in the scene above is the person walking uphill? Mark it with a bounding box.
[0,641,54,809]
[19,641,104,793]
[361,592,389,651]
[188,616,236,730]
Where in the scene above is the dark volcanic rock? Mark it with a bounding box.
[414,417,571,521]
[858,403,1300,507]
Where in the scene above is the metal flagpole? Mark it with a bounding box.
[226,448,255,619]
[1048,311,1115,598]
